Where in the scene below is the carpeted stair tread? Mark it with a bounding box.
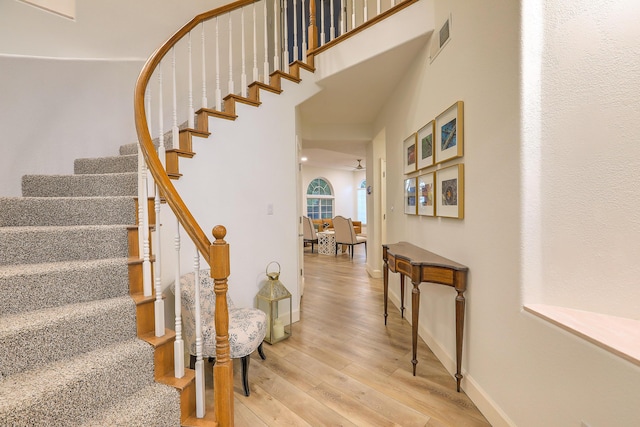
[74,154,138,174]
[0,338,160,427]
[22,172,137,197]
[0,196,135,226]
[2,146,183,424]
[0,224,129,265]
[79,382,181,427]
[119,143,138,155]
[0,258,129,315]
[0,296,137,379]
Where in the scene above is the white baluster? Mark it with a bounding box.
[283,0,290,72]
[215,17,222,110]
[137,143,144,272]
[352,0,356,29]
[172,47,179,150]
[142,90,152,297]
[201,22,208,109]
[173,218,184,378]
[263,1,269,81]
[155,64,165,338]
[341,0,346,34]
[293,0,299,61]
[330,0,336,40]
[252,3,259,82]
[241,7,247,97]
[364,0,368,22]
[377,0,381,16]
[321,0,326,45]
[194,253,205,418]
[228,14,235,95]
[273,0,280,71]
[301,0,307,61]
[188,32,195,128]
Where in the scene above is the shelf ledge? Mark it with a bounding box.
[524,304,640,367]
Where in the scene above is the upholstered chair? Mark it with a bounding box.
[302,216,319,252]
[332,215,367,258]
[171,269,267,396]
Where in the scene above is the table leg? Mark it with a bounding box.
[455,290,465,392]
[411,281,420,376]
[383,262,389,325]
[400,274,405,318]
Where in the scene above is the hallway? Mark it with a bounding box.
[227,249,490,426]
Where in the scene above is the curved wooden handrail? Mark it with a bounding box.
[134,0,256,261]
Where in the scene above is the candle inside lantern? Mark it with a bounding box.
[273,319,285,339]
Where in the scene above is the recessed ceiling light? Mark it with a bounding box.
[301,157,308,162]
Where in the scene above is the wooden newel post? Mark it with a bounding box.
[307,0,318,52]
[210,225,234,427]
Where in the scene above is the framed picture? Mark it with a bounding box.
[417,121,435,170]
[404,177,417,215]
[436,164,464,219]
[435,101,464,164]
[417,172,435,216]
[403,133,417,174]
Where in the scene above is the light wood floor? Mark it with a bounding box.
[206,247,491,426]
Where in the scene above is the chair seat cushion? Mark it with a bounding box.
[228,308,267,358]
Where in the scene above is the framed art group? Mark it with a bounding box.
[402,101,465,219]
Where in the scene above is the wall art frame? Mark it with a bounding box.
[404,177,417,215]
[417,172,435,216]
[403,133,417,174]
[417,120,435,170]
[435,101,464,164]
[436,163,464,219]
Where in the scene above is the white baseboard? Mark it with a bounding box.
[366,265,382,278]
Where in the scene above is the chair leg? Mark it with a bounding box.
[257,342,266,360]
[241,355,251,396]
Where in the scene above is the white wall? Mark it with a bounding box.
[0,0,226,196]
[532,0,640,319]
[375,0,640,426]
[161,72,322,322]
[0,0,224,59]
[0,56,144,196]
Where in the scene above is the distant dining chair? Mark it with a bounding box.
[303,216,319,253]
[332,215,367,258]
[171,269,267,396]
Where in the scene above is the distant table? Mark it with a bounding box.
[317,231,336,255]
[382,241,468,392]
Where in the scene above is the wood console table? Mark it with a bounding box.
[382,242,468,392]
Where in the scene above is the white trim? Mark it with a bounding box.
[18,0,75,20]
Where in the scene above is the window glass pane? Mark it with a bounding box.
[357,188,366,223]
[306,178,332,196]
[307,197,333,219]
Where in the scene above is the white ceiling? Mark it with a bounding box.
[299,34,430,171]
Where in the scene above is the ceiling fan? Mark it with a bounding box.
[355,159,364,170]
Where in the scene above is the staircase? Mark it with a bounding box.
[0,146,183,426]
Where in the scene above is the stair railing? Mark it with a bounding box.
[134,0,417,425]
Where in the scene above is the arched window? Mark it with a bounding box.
[306,178,334,219]
[357,180,367,224]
